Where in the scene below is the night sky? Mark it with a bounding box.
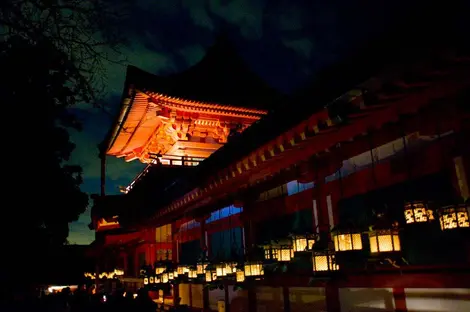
[66,1,468,244]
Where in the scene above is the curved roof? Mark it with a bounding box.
[104,36,282,159]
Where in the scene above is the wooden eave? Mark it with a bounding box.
[147,59,470,225]
[106,88,268,159]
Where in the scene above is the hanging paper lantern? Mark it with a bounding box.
[404,201,434,224]
[224,262,237,274]
[277,245,294,261]
[149,276,154,284]
[244,261,264,277]
[312,250,339,272]
[216,263,227,277]
[291,234,316,252]
[438,204,470,230]
[155,263,166,275]
[161,273,169,283]
[331,228,363,252]
[236,268,245,282]
[143,277,149,285]
[188,269,197,279]
[204,265,217,282]
[263,245,278,260]
[197,262,208,275]
[368,228,401,254]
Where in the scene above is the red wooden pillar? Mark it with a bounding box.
[241,204,256,252]
[198,217,210,311]
[315,179,330,233]
[393,287,408,312]
[224,280,231,312]
[282,286,290,312]
[170,223,179,303]
[247,287,257,312]
[325,281,340,312]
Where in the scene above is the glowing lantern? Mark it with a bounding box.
[149,276,154,283]
[196,262,208,275]
[312,250,339,272]
[143,277,149,285]
[168,272,174,280]
[155,264,166,275]
[161,273,169,283]
[292,234,316,252]
[264,245,278,260]
[244,261,264,277]
[236,268,245,282]
[177,265,189,275]
[331,228,363,252]
[155,275,161,283]
[438,204,470,231]
[188,269,197,279]
[225,262,237,274]
[368,228,401,254]
[216,263,227,277]
[204,265,217,282]
[278,245,294,261]
[404,201,434,224]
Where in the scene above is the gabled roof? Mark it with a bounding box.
[104,35,281,160]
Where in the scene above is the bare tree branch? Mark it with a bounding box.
[0,0,131,106]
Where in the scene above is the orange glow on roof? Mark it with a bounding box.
[106,90,267,163]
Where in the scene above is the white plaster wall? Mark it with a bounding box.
[208,287,225,311]
[339,288,395,312]
[289,287,327,312]
[256,286,283,312]
[405,288,470,312]
[190,284,204,308]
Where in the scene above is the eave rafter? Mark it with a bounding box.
[144,91,268,119]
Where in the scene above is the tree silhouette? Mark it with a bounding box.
[0,0,131,103]
[1,36,89,250]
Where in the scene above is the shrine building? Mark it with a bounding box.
[88,36,470,311]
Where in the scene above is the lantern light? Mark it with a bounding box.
[278,245,294,261]
[177,265,189,275]
[312,250,339,272]
[225,262,237,275]
[244,261,264,277]
[161,273,169,283]
[331,227,363,252]
[404,201,435,224]
[438,204,470,231]
[216,263,227,277]
[143,277,149,285]
[155,275,161,283]
[149,276,154,284]
[291,234,316,252]
[155,264,166,275]
[368,228,401,254]
[236,268,245,282]
[197,262,208,275]
[205,265,217,282]
[188,269,197,279]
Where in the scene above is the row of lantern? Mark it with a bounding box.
[143,261,263,286]
[404,202,469,230]
[143,202,469,286]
